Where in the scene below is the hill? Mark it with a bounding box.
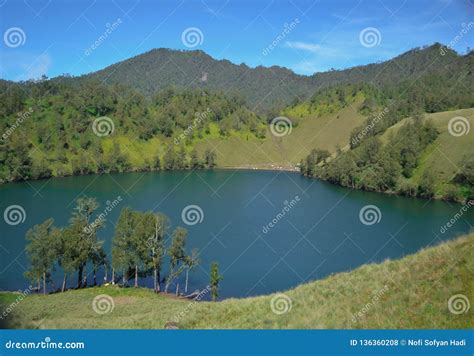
[379,108,474,198]
[300,107,474,202]
[1,233,472,329]
[82,43,472,112]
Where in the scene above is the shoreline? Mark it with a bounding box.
[1,165,468,204]
[219,164,300,173]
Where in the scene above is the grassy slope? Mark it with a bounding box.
[29,101,366,176]
[1,233,472,329]
[37,100,364,174]
[196,99,366,169]
[82,98,365,171]
[380,108,474,196]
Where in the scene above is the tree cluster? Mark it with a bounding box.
[24,197,221,299]
[301,118,442,198]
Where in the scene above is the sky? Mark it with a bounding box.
[0,0,473,81]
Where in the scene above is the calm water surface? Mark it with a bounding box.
[0,170,472,299]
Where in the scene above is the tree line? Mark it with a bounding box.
[0,77,259,184]
[300,117,466,199]
[24,197,223,301]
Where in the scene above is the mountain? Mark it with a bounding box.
[83,48,315,112]
[83,43,473,112]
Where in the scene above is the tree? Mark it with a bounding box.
[91,246,107,286]
[163,146,176,170]
[24,219,59,294]
[209,262,223,301]
[132,211,158,288]
[418,172,435,198]
[184,248,200,294]
[176,146,188,169]
[165,227,188,293]
[130,211,146,287]
[55,228,77,292]
[204,149,217,169]
[112,207,136,286]
[301,148,330,176]
[68,196,104,288]
[454,155,474,186]
[153,151,161,170]
[148,213,169,292]
[108,142,131,172]
[190,148,202,169]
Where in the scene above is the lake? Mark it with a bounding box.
[0,170,472,299]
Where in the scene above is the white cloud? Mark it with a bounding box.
[285,41,322,53]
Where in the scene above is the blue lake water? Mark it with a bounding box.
[0,170,472,299]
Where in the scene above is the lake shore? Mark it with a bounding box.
[220,164,300,173]
[1,233,471,329]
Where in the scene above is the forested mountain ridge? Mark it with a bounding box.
[81,43,473,112]
[82,48,315,113]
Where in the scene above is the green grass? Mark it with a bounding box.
[195,98,366,169]
[1,233,472,329]
[83,98,366,171]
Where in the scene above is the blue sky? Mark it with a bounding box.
[0,0,473,81]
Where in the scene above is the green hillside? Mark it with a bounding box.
[195,97,366,169]
[301,107,474,202]
[380,108,474,198]
[1,233,472,329]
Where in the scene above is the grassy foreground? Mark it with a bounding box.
[1,233,472,329]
